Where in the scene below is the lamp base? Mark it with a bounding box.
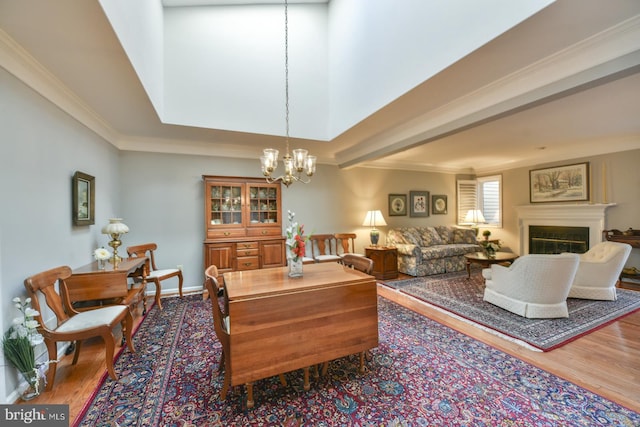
[370,229,380,246]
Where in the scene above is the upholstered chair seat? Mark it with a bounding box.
[568,241,632,301]
[483,253,580,318]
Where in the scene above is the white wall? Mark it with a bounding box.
[0,68,121,402]
[98,0,165,116]
[163,4,329,140]
[327,0,555,137]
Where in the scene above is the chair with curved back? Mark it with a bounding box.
[204,265,286,408]
[340,253,374,275]
[569,241,632,300]
[127,243,184,310]
[334,233,360,258]
[24,266,135,391]
[309,234,341,263]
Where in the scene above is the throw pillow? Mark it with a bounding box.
[453,228,478,244]
[421,227,444,246]
[435,226,454,244]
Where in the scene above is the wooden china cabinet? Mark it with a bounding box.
[203,176,286,280]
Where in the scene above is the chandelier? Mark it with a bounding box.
[260,0,316,187]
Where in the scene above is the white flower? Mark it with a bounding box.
[94,247,111,261]
[24,307,39,318]
[12,297,21,303]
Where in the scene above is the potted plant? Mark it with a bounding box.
[2,297,49,400]
[482,229,492,241]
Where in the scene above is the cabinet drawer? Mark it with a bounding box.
[247,227,282,237]
[236,241,258,250]
[207,228,246,240]
[236,256,259,270]
[237,248,259,257]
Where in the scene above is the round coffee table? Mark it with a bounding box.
[464,252,519,278]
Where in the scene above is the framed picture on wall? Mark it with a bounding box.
[431,194,447,214]
[529,162,589,203]
[409,191,430,217]
[388,194,407,216]
[73,171,95,226]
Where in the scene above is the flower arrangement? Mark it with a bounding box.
[285,210,310,262]
[2,297,48,397]
[94,247,111,261]
[480,240,501,257]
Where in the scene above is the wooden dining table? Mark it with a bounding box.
[223,262,379,394]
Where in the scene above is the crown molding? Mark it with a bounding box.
[0,28,120,145]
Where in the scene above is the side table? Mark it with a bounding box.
[365,246,398,280]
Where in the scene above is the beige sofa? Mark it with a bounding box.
[386,226,481,276]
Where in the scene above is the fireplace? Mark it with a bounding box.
[529,225,589,254]
[515,203,615,255]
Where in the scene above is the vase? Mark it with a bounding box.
[288,257,303,278]
[20,370,42,401]
[97,259,106,270]
[484,248,496,259]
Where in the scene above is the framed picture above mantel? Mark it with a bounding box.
[529,162,590,203]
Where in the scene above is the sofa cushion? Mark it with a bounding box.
[435,226,454,244]
[420,227,443,246]
[453,228,478,244]
[402,227,424,246]
[387,229,409,246]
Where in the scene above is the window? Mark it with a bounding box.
[457,174,502,227]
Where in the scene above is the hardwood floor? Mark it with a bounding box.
[17,283,640,423]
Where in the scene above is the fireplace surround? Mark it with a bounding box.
[516,203,616,255]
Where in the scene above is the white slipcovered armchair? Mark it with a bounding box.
[482,253,580,318]
[568,241,632,301]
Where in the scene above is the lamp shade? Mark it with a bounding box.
[464,209,485,224]
[101,218,129,235]
[362,210,387,228]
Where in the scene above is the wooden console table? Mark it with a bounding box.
[223,262,378,407]
[61,257,148,314]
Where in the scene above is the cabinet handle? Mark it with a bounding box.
[224,232,231,236]
[243,262,252,267]
[261,230,268,235]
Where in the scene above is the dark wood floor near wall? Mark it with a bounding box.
[19,281,640,421]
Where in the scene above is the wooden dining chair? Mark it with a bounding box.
[24,266,135,391]
[334,233,359,257]
[127,243,183,310]
[309,234,341,263]
[204,266,286,408]
[340,253,374,275]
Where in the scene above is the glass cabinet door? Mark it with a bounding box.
[209,184,243,226]
[248,185,279,225]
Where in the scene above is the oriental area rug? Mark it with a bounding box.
[385,271,640,351]
[73,294,639,426]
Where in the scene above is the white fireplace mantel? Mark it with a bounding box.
[515,203,616,255]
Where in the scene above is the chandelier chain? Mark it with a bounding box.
[284,0,290,153]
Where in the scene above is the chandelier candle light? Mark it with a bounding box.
[362,210,387,246]
[101,218,129,268]
[260,0,316,187]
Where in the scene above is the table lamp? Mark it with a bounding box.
[101,218,129,267]
[464,209,485,235]
[362,210,387,246]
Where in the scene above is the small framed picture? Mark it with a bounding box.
[409,191,430,217]
[432,195,447,214]
[73,171,95,226]
[388,194,407,216]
